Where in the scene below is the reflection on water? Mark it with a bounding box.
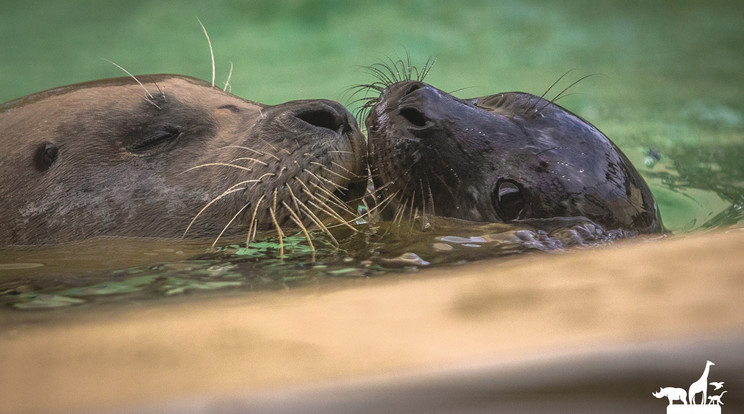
[0,218,640,310]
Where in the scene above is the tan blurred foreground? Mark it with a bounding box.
[2,229,744,414]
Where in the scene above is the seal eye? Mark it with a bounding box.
[34,142,59,171]
[492,179,526,222]
[127,125,181,153]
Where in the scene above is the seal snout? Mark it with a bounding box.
[380,80,444,131]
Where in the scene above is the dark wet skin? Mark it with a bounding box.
[365,80,662,234]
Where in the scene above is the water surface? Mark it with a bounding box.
[1,0,742,312]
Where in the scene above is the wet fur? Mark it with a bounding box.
[0,75,367,246]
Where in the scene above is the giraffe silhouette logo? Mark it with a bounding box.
[652,360,728,413]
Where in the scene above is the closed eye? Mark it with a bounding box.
[127,125,181,153]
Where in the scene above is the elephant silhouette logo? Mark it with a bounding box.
[652,360,727,413]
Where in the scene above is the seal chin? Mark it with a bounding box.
[365,80,662,234]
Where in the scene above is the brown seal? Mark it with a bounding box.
[0,75,367,245]
[359,66,661,234]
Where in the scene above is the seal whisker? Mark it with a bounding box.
[305,198,356,231]
[257,140,281,160]
[277,166,287,180]
[407,191,416,227]
[310,161,352,181]
[268,206,285,257]
[228,157,268,166]
[303,168,348,191]
[343,83,385,103]
[367,63,397,86]
[103,59,161,109]
[288,186,340,247]
[196,17,216,88]
[405,52,415,81]
[182,162,253,173]
[281,200,315,253]
[102,59,155,100]
[418,56,437,82]
[431,169,459,200]
[410,207,419,233]
[550,92,581,104]
[223,61,234,92]
[247,172,276,189]
[183,186,246,237]
[295,180,359,232]
[218,145,267,157]
[152,81,166,102]
[308,181,355,215]
[426,176,436,218]
[383,55,406,82]
[392,197,407,225]
[366,190,398,218]
[330,161,356,176]
[539,73,597,113]
[211,201,252,248]
[528,69,574,112]
[245,194,266,246]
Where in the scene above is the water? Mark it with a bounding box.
[1,0,743,311]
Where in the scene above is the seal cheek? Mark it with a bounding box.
[34,142,59,171]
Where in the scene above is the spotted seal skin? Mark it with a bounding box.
[364,80,662,234]
[0,75,367,245]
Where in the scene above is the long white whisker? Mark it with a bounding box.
[197,17,216,88]
[102,58,154,100]
[183,187,245,237]
[282,200,315,253]
[246,194,266,246]
[211,201,252,249]
[223,61,234,92]
[182,162,253,173]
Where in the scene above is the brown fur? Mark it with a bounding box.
[0,75,366,245]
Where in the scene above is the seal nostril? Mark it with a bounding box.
[296,109,342,132]
[399,107,427,127]
[403,84,422,96]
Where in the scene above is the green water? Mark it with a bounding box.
[1,0,743,309]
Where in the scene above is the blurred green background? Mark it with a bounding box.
[2,0,743,232]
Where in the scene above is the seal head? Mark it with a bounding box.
[365,80,661,233]
[0,75,367,245]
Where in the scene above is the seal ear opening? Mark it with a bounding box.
[34,142,59,171]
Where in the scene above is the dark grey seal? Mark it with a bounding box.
[360,71,661,234]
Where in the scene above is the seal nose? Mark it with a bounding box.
[381,81,445,130]
[293,101,367,178]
